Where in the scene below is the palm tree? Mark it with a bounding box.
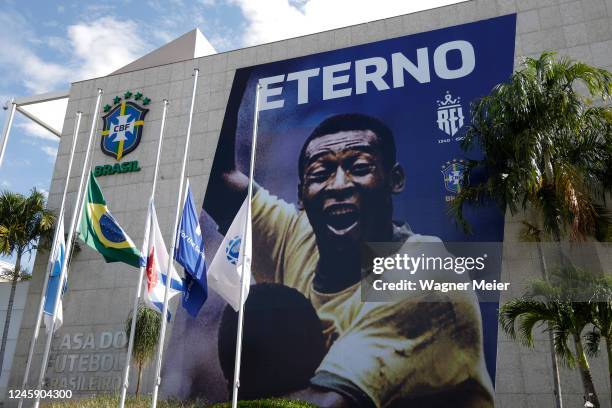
[125,305,161,395]
[584,276,612,403]
[452,52,611,239]
[500,267,602,407]
[452,53,612,241]
[450,52,612,406]
[0,189,55,377]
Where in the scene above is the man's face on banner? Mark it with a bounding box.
[299,129,404,249]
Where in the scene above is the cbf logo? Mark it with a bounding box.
[101,91,150,161]
[226,235,242,265]
[436,91,465,141]
[441,159,467,201]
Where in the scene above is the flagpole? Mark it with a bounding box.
[119,99,169,408]
[17,111,82,408]
[150,69,199,408]
[0,99,17,167]
[231,83,261,408]
[33,89,103,408]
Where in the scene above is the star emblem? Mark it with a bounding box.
[124,91,133,99]
[134,92,143,100]
[113,96,121,104]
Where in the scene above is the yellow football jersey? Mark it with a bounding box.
[251,187,494,407]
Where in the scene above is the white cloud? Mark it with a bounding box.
[146,0,212,46]
[0,44,72,93]
[40,145,58,160]
[230,0,466,46]
[5,157,31,167]
[44,35,72,54]
[208,34,236,52]
[37,187,49,198]
[67,17,150,79]
[15,122,58,142]
[0,12,152,93]
[0,12,148,157]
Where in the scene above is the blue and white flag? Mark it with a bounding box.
[44,216,67,333]
[175,180,208,317]
[208,197,252,311]
[143,201,184,318]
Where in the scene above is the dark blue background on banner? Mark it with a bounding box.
[235,15,516,243]
[203,14,516,391]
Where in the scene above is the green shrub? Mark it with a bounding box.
[211,399,316,407]
[41,394,315,408]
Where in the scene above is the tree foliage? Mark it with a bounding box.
[126,305,161,366]
[500,267,606,406]
[125,305,161,394]
[501,268,597,363]
[585,276,612,356]
[451,52,612,241]
[0,188,55,377]
[583,276,612,403]
[0,188,55,270]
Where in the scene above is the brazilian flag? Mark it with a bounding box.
[78,172,141,267]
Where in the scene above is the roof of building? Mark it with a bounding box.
[111,28,216,75]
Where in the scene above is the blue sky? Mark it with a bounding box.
[0,0,462,270]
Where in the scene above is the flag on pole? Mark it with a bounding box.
[143,200,184,316]
[208,198,252,311]
[78,172,141,267]
[43,217,67,333]
[175,181,208,317]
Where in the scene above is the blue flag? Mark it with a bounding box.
[175,180,208,317]
[44,217,67,333]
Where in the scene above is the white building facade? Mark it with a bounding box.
[5,0,612,407]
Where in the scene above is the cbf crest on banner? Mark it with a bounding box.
[441,159,467,195]
[100,91,150,161]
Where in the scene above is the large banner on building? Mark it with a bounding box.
[163,15,516,407]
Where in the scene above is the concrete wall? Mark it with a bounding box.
[0,282,29,403]
[6,0,612,406]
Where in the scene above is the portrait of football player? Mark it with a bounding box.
[200,98,493,407]
[161,16,515,408]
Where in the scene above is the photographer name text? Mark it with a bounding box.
[372,279,510,293]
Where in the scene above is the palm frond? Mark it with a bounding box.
[501,265,609,373]
[0,188,56,258]
[499,298,555,346]
[451,52,612,241]
[584,329,602,357]
[519,220,543,242]
[551,323,577,367]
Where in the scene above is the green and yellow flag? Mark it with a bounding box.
[78,172,141,267]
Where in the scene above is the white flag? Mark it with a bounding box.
[208,198,252,311]
[144,201,184,315]
[43,216,66,333]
